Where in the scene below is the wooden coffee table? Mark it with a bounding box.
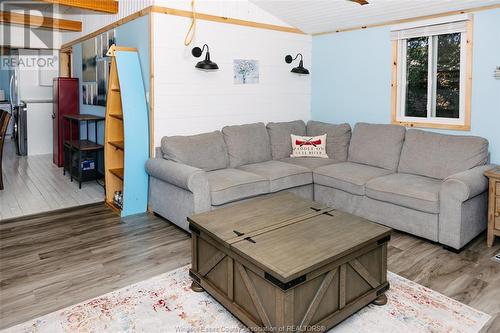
[188,192,391,332]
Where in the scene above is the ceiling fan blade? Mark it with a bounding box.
[349,0,369,5]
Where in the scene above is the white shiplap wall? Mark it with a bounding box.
[153,0,292,26]
[61,0,293,45]
[60,0,154,44]
[152,13,311,146]
[0,25,62,49]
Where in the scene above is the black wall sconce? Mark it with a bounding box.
[285,53,309,75]
[192,44,219,71]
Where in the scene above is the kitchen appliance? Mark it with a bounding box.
[13,102,27,156]
[8,49,58,157]
[9,62,28,156]
[53,77,79,167]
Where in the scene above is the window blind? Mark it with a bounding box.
[390,15,469,40]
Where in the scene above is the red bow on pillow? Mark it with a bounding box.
[296,139,322,147]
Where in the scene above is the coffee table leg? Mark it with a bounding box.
[191,281,204,292]
[372,294,387,306]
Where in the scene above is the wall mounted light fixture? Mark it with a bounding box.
[285,53,309,75]
[192,44,219,71]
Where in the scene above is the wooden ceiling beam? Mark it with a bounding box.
[0,11,82,32]
[38,0,119,14]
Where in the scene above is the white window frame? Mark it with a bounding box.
[391,15,473,131]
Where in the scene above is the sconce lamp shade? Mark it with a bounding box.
[285,53,310,75]
[192,44,219,71]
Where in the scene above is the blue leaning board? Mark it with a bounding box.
[115,50,149,217]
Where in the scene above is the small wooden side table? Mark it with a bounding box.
[485,167,500,247]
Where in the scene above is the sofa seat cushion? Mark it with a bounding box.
[238,160,312,192]
[280,157,339,171]
[207,169,269,206]
[314,162,393,195]
[365,173,442,214]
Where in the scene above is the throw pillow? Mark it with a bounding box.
[290,134,328,158]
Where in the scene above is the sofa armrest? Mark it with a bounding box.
[440,164,495,202]
[145,158,209,193]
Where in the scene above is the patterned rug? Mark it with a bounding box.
[3,266,491,333]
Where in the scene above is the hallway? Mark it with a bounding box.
[0,139,104,220]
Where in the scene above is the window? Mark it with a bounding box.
[391,15,472,130]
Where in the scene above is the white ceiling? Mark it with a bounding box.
[250,0,500,34]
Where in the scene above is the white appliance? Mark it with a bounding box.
[9,49,58,156]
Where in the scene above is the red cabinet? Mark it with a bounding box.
[53,78,79,167]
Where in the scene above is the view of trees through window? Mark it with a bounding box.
[436,33,461,118]
[405,37,428,117]
[404,33,461,119]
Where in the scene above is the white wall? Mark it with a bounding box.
[61,0,154,44]
[0,24,62,49]
[57,0,311,147]
[154,0,292,26]
[152,13,311,146]
[17,49,58,101]
[61,0,292,45]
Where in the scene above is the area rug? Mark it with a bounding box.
[2,266,491,333]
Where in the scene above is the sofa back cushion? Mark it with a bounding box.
[307,121,351,161]
[398,129,489,179]
[267,120,306,159]
[222,122,272,168]
[348,123,406,171]
[161,131,229,171]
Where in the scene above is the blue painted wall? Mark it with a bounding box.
[312,9,500,163]
[71,14,150,172]
[72,14,150,145]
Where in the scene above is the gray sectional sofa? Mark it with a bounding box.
[145,120,493,250]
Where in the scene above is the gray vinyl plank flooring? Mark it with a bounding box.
[0,204,191,330]
[0,190,499,331]
[0,140,104,220]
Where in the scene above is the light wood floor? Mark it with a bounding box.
[0,140,104,220]
[0,204,498,331]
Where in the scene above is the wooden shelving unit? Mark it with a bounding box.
[104,46,125,212]
[104,45,149,217]
[109,168,124,180]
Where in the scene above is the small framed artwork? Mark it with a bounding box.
[233,59,259,84]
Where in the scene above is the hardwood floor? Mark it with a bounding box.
[0,204,191,329]
[0,140,104,220]
[388,232,500,332]
[0,203,499,331]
